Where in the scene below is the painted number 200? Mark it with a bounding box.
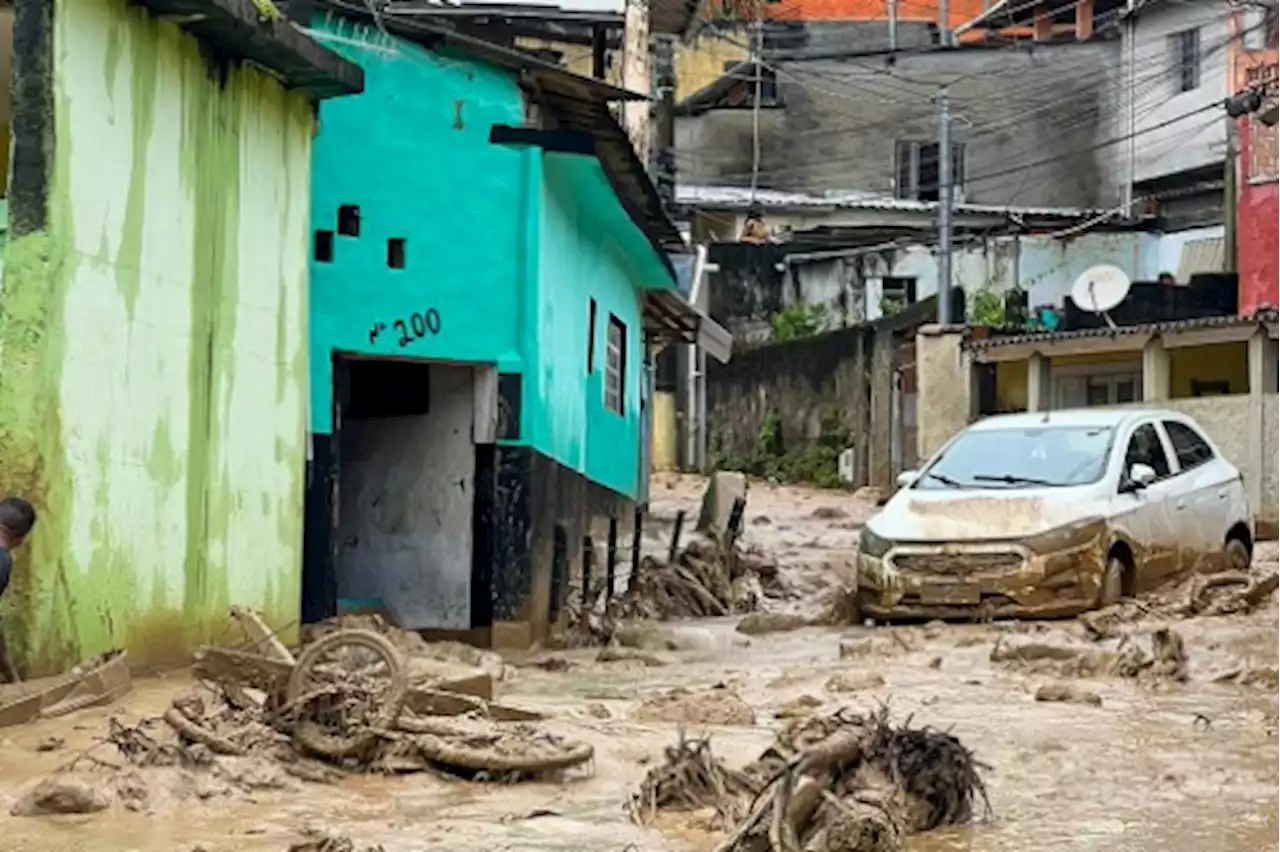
[394,309,442,347]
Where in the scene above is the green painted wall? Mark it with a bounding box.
[534,155,654,499]
[0,0,316,674]
[307,17,677,503]
[307,15,528,434]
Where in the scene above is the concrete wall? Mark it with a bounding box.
[0,0,317,673]
[706,324,873,474]
[308,15,526,434]
[518,25,749,102]
[1112,0,1229,186]
[335,365,475,630]
[1238,34,1277,314]
[677,39,1122,207]
[536,155,647,500]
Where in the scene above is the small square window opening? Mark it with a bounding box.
[337,204,361,237]
[387,238,406,269]
[314,230,334,263]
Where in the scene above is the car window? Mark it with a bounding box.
[915,424,1115,490]
[1163,420,1215,471]
[1123,423,1171,479]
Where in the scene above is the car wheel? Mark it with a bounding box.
[1225,538,1251,572]
[1098,557,1125,608]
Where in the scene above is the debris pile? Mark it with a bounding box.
[991,627,1189,683]
[633,684,758,727]
[619,538,777,622]
[629,736,756,829]
[1080,568,1279,639]
[13,613,594,819]
[1177,571,1279,617]
[633,707,988,852]
[288,830,384,852]
[569,537,780,645]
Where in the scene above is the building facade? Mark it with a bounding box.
[1231,2,1279,315]
[303,10,723,648]
[676,30,1124,209]
[0,0,361,675]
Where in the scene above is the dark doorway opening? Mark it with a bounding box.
[301,355,478,631]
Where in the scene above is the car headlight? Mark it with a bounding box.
[1022,518,1107,556]
[858,527,893,559]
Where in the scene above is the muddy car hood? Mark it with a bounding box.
[869,488,1099,543]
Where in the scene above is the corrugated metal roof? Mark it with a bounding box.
[962,308,1279,351]
[675,184,1124,220]
[1176,237,1226,282]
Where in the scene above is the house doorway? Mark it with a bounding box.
[307,356,478,631]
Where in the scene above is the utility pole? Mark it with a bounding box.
[1122,0,1136,212]
[750,0,764,196]
[938,0,949,46]
[936,87,953,325]
[621,0,651,163]
[1224,108,1240,274]
[888,0,898,51]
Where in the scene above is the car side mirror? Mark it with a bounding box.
[896,470,919,489]
[1121,462,1157,493]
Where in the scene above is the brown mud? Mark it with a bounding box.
[0,474,1275,851]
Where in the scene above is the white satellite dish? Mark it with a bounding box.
[1070,264,1131,329]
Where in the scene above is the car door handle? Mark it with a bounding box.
[1218,489,1228,500]
[1175,500,1188,510]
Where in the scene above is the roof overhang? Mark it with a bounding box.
[137,0,364,98]
[381,0,701,38]
[643,289,733,363]
[966,312,1279,364]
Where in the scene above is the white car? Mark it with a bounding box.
[857,408,1253,620]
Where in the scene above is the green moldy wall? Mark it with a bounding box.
[0,0,317,675]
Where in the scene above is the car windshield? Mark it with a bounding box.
[915,424,1116,490]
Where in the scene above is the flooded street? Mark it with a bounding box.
[0,474,1275,852]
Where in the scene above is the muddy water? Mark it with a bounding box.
[0,477,1275,852]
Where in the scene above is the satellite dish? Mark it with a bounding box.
[1070,265,1131,328]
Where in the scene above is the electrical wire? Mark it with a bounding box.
[676,13,1264,195]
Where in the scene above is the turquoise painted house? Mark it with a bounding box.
[301,8,727,646]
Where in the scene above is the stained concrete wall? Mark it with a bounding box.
[914,326,972,464]
[678,38,1122,207]
[706,325,872,473]
[335,365,476,630]
[0,0,321,673]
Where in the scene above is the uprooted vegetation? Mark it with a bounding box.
[570,536,785,645]
[631,707,988,852]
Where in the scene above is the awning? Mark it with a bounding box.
[1176,236,1225,283]
[643,289,733,364]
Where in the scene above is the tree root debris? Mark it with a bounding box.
[633,707,988,852]
[630,735,756,829]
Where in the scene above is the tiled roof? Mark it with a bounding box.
[962,308,1279,351]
